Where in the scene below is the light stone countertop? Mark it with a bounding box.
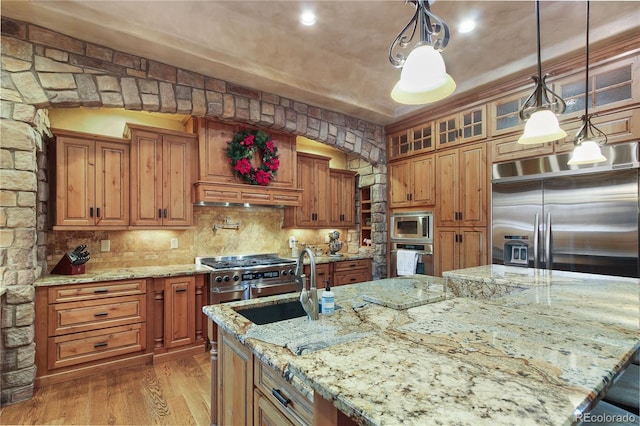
[203,265,639,426]
[34,264,210,287]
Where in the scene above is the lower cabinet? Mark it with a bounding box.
[304,259,372,288]
[435,227,487,276]
[332,259,372,286]
[35,274,208,386]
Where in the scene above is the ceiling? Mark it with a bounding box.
[2,1,639,126]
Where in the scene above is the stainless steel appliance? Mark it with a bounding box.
[390,211,433,241]
[492,142,639,278]
[390,211,434,276]
[196,253,300,303]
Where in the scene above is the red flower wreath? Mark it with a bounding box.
[226,129,279,186]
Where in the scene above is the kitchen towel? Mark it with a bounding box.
[396,249,419,276]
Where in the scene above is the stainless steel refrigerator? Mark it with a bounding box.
[491,142,639,278]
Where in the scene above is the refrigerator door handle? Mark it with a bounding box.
[534,213,540,269]
[545,212,552,270]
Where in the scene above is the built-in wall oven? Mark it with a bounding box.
[196,254,301,304]
[390,211,434,277]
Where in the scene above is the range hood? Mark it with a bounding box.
[193,181,302,208]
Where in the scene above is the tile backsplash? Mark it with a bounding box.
[46,206,352,272]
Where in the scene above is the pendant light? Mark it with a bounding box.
[389,0,456,105]
[567,1,607,165]
[518,0,567,145]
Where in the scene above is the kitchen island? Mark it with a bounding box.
[203,266,639,425]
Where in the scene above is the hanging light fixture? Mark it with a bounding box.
[517,0,567,145]
[389,0,456,105]
[568,1,607,165]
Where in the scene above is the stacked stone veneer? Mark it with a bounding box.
[0,17,388,404]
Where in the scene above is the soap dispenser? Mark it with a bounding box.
[321,280,335,315]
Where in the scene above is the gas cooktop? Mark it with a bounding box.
[196,253,295,271]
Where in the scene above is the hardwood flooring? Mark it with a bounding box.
[0,352,211,425]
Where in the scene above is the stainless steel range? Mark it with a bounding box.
[196,253,300,303]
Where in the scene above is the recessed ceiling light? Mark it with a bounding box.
[299,10,317,26]
[459,19,476,34]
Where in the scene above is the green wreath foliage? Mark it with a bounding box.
[226,129,280,186]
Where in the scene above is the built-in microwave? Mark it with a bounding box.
[390,211,433,242]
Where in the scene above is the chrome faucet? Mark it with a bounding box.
[295,247,319,320]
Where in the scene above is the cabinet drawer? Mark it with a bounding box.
[48,294,146,336]
[254,360,313,426]
[48,323,146,370]
[333,259,370,272]
[333,270,370,286]
[48,279,146,303]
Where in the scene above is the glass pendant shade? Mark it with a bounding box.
[391,45,456,105]
[517,109,567,145]
[567,140,606,165]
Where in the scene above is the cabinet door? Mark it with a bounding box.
[55,136,95,226]
[459,144,487,226]
[435,150,459,226]
[130,129,163,226]
[388,160,410,208]
[436,116,459,149]
[435,228,458,276]
[269,132,296,189]
[295,155,317,227]
[163,134,193,226]
[411,155,435,206]
[459,228,487,270]
[218,329,253,426]
[254,389,294,426]
[387,130,410,160]
[95,141,129,226]
[329,170,355,226]
[164,276,195,349]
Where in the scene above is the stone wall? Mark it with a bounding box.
[0,17,388,404]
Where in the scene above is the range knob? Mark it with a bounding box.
[223,275,230,282]
[288,269,296,276]
[233,274,240,281]
[282,270,288,276]
[215,276,223,283]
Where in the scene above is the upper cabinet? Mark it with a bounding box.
[125,124,197,228]
[285,152,331,228]
[329,169,356,227]
[435,105,486,149]
[52,129,130,229]
[387,121,435,161]
[388,154,435,209]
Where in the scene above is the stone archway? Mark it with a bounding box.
[0,16,388,405]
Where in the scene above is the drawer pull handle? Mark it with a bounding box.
[94,342,108,348]
[176,288,187,293]
[271,388,291,407]
[94,312,108,317]
[94,288,108,294]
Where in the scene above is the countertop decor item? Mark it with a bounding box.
[226,128,279,186]
[51,244,90,275]
[328,230,343,256]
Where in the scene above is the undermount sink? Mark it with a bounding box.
[236,300,307,325]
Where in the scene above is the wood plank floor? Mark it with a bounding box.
[0,352,211,425]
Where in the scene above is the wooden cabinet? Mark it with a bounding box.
[305,262,331,286]
[126,123,196,227]
[285,152,331,228]
[435,227,487,276]
[436,144,487,227]
[387,121,435,161]
[152,274,207,356]
[35,279,149,385]
[332,258,372,287]
[52,129,130,229]
[388,154,435,208]
[436,105,486,149]
[329,169,356,227]
[218,328,254,426]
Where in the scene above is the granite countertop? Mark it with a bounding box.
[34,264,210,287]
[203,265,639,426]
